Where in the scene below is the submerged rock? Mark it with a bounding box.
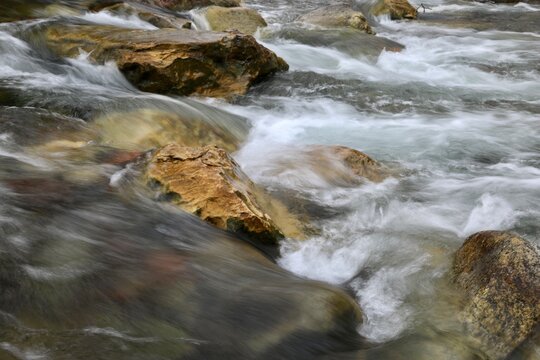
[271,27,404,57]
[261,145,392,187]
[419,10,540,33]
[241,145,393,231]
[453,231,540,359]
[88,0,241,12]
[0,194,364,359]
[97,2,192,29]
[43,24,288,98]
[309,145,391,184]
[146,144,304,247]
[92,108,246,152]
[201,6,267,35]
[298,5,374,35]
[372,0,417,20]
[0,106,92,147]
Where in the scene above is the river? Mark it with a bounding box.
[0,0,538,359]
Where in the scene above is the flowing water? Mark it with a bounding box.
[0,0,539,359]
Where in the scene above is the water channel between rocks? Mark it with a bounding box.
[0,0,538,359]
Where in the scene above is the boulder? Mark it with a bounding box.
[92,108,246,152]
[43,24,288,98]
[309,145,391,184]
[271,27,404,57]
[201,6,267,35]
[0,195,364,359]
[261,145,392,187]
[372,0,417,20]
[298,5,374,35]
[453,231,540,359]
[146,144,304,247]
[98,2,192,29]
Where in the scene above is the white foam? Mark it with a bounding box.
[460,193,519,237]
[262,21,540,94]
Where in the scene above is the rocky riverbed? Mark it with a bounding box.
[0,0,538,359]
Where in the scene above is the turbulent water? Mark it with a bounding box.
[0,0,539,359]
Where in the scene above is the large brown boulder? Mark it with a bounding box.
[201,6,268,35]
[146,144,304,246]
[372,0,417,20]
[43,24,288,98]
[453,231,540,359]
[298,5,374,35]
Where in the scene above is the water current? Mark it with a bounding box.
[0,0,538,359]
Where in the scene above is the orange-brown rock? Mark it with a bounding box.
[269,145,391,186]
[202,6,267,35]
[146,144,303,246]
[372,0,417,20]
[453,231,540,359]
[298,5,374,35]
[315,145,390,183]
[43,24,288,98]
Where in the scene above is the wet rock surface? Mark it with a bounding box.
[201,6,268,35]
[298,4,374,34]
[453,231,540,359]
[0,188,364,360]
[42,23,289,97]
[371,0,418,20]
[298,5,374,34]
[270,27,404,57]
[146,144,304,247]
